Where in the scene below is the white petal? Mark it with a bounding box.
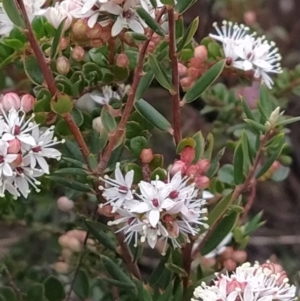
[102,2,122,15]
[18,134,36,146]
[128,18,144,34]
[111,17,124,36]
[129,202,151,213]
[36,156,49,174]
[148,209,160,227]
[124,170,134,187]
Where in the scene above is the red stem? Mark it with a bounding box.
[167,8,181,145]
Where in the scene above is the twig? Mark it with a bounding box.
[182,240,194,290]
[167,7,181,145]
[3,265,24,301]
[241,180,257,222]
[97,7,167,175]
[192,133,271,258]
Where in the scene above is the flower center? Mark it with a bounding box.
[128,217,135,225]
[152,198,159,207]
[16,167,24,173]
[14,125,20,135]
[169,190,179,199]
[123,9,133,19]
[163,214,173,223]
[246,52,253,60]
[32,146,42,152]
[226,57,233,66]
[118,185,128,194]
[0,156,4,164]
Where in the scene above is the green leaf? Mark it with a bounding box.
[47,176,93,193]
[44,276,66,301]
[73,270,90,300]
[101,256,135,288]
[136,7,165,36]
[233,142,245,185]
[150,167,167,180]
[165,263,187,277]
[2,0,25,28]
[175,17,184,39]
[203,133,214,160]
[241,97,255,120]
[175,0,198,14]
[62,157,86,169]
[244,119,266,133]
[51,93,73,115]
[54,168,88,176]
[260,84,273,116]
[173,282,183,301]
[160,0,175,4]
[241,131,251,173]
[193,131,205,162]
[31,16,47,39]
[133,279,153,301]
[201,212,238,255]
[26,284,45,301]
[148,54,174,92]
[255,142,285,179]
[130,136,149,157]
[64,140,85,162]
[206,147,225,178]
[157,281,173,301]
[183,59,225,103]
[276,116,300,126]
[123,163,143,184]
[136,71,154,100]
[82,62,102,83]
[50,19,66,59]
[0,287,17,301]
[1,38,24,50]
[176,137,196,153]
[112,65,129,81]
[101,107,117,132]
[134,99,172,132]
[85,220,116,251]
[177,17,199,51]
[100,278,135,289]
[23,55,44,85]
[218,164,234,185]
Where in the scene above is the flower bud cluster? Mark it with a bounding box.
[170,146,211,190]
[0,94,63,199]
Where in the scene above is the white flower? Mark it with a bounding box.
[1,109,36,146]
[43,1,73,30]
[192,262,297,301]
[0,6,13,36]
[90,86,121,105]
[24,126,63,174]
[128,179,175,227]
[209,21,251,66]
[233,36,282,88]
[102,0,146,36]
[0,141,18,177]
[99,163,134,212]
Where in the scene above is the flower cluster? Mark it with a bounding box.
[99,163,210,252]
[0,95,63,198]
[192,262,297,301]
[210,21,282,88]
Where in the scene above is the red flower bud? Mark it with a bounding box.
[86,23,103,39]
[2,93,21,111]
[189,57,203,69]
[180,146,195,164]
[20,94,35,112]
[178,63,187,77]
[116,53,130,68]
[187,67,200,80]
[180,77,194,89]
[140,148,154,164]
[57,196,74,212]
[59,38,69,51]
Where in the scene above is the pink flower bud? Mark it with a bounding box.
[98,204,114,217]
[187,67,200,80]
[86,23,103,39]
[59,38,69,51]
[151,33,161,45]
[189,57,203,69]
[194,45,208,62]
[54,262,69,274]
[20,94,35,112]
[7,139,21,154]
[2,93,21,111]
[67,237,82,252]
[67,229,86,243]
[57,196,74,212]
[72,19,88,38]
[244,11,256,26]
[116,53,130,68]
[180,77,194,89]
[58,235,70,248]
[140,148,154,164]
[231,250,247,263]
[56,56,70,75]
[186,164,199,178]
[72,45,85,61]
[180,147,195,164]
[90,38,103,48]
[178,63,187,76]
[195,175,210,189]
[196,159,210,174]
[170,160,187,176]
[270,161,281,173]
[11,154,22,169]
[223,258,237,272]
[147,41,156,53]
